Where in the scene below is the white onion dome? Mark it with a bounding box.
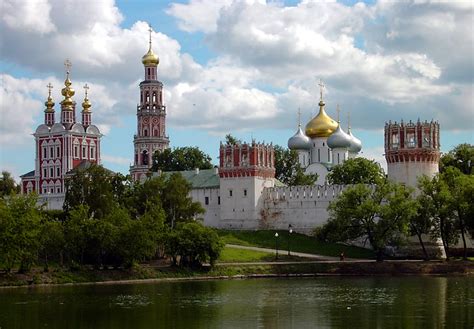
[288,126,311,150]
[348,127,362,153]
[327,123,352,149]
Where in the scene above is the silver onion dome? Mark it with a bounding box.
[288,126,311,150]
[327,124,352,149]
[348,127,362,153]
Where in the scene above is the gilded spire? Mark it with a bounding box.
[61,59,75,110]
[82,83,91,112]
[44,82,55,112]
[142,24,159,66]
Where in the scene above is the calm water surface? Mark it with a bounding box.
[0,276,472,328]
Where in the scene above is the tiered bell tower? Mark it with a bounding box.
[130,26,170,182]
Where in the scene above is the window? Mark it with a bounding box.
[43,147,47,159]
[144,129,148,137]
[82,146,86,158]
[43,168,47,178]
[57,146,60,157]
[57,188,61,193]
[318,149,320,162]
[218,196,220,205]
[43,188,47,194]
[205,197,209,205]
[50,147,54,158]
[57,167,60,177]
[74,146,78,158]
[90,146,96,159]
[229,189,233,197]
[243,189,247,197]
[50,168,54,177]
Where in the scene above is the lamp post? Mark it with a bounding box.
[288,224,293,256]
[274,232,279,260]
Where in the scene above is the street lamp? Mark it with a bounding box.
[288,224,293,256]
[274,232,279,260]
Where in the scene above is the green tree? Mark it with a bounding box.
[39,219,65,271]
[63,164,117,219]
[225,134,238,145]
[0,171,19,197]
[274,145,317,186]
[440,167,474,259]
[151,147,213,172]
[165,222,224,267]
[161,173,204,228]
[327,158,386,185]
[64,205,91,266]
[417,174,458,260]
[440,143,474,175]
[315,182,417,261]
[0,194,43,272]
[409,199,433,260]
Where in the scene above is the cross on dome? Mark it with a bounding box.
[46,82,53,97]
[148,24,153,50]
[318,79,325,101]
[64,59,72,76]
[83,83,89,97]
[297,107,302,127]
[336,104,340,123]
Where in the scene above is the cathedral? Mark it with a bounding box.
[287,82,362,184]
[20,61,102,209]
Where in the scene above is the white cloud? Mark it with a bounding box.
[1,0,56,34]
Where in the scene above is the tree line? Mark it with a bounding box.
[315,143,474,261]
[0,166,223,273]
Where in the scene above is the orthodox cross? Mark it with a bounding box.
[336,104,340,122]
[318,79,325,101]
[64,59,72,73]
[297,107,301,127]
[347,112,351,129]
[46,82,53,97]
[83,83,89,98]
[148,24,153,49]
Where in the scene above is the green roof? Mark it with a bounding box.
[160,169,220,189]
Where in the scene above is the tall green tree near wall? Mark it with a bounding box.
[315,182,417,261]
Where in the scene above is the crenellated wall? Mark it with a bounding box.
[260,185,347,233]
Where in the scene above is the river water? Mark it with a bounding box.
[0,276,472,328]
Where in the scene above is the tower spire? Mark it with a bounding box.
[297,108,301,127]
[44,82,55,126]
[81,83,92,127]
[336,104,340,123]
[148,24,153,51]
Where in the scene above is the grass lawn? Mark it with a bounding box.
[218,247,274,263]
[218,230,374,259]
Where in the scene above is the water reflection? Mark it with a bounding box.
[0,276,472,329]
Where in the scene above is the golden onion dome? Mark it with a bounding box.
[81,84,92,112]
[142,48,159,66]
[305,100,338,138]
[60,74,75,110]
[44,83,55,112]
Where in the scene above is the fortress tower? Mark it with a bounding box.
[130,26,169,181]
[218,140,275,229]
[384,119,440,187]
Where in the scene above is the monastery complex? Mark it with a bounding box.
[21,28,443,233]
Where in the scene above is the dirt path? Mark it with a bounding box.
[226,244,343,261]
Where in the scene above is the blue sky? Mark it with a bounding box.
[1,0,473,180]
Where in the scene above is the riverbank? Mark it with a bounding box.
[1,260,473,288]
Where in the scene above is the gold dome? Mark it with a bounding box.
[142,48,159,66]
[60,74,75,110]
[305,100,338,138]
[82,84,92,112]
[44,83,55,112]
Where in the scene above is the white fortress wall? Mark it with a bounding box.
[261,185,347,234]
[190,187,220,227]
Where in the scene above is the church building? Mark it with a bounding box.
[20,62,102,209]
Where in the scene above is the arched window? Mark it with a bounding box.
[142,150,149,166]
[153,129,158,137]
[144,129,148,137]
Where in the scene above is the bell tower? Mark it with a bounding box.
[130,25,170,182]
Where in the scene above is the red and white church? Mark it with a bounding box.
[20,61,102,209]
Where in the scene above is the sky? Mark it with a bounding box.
[1,0,473,181]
